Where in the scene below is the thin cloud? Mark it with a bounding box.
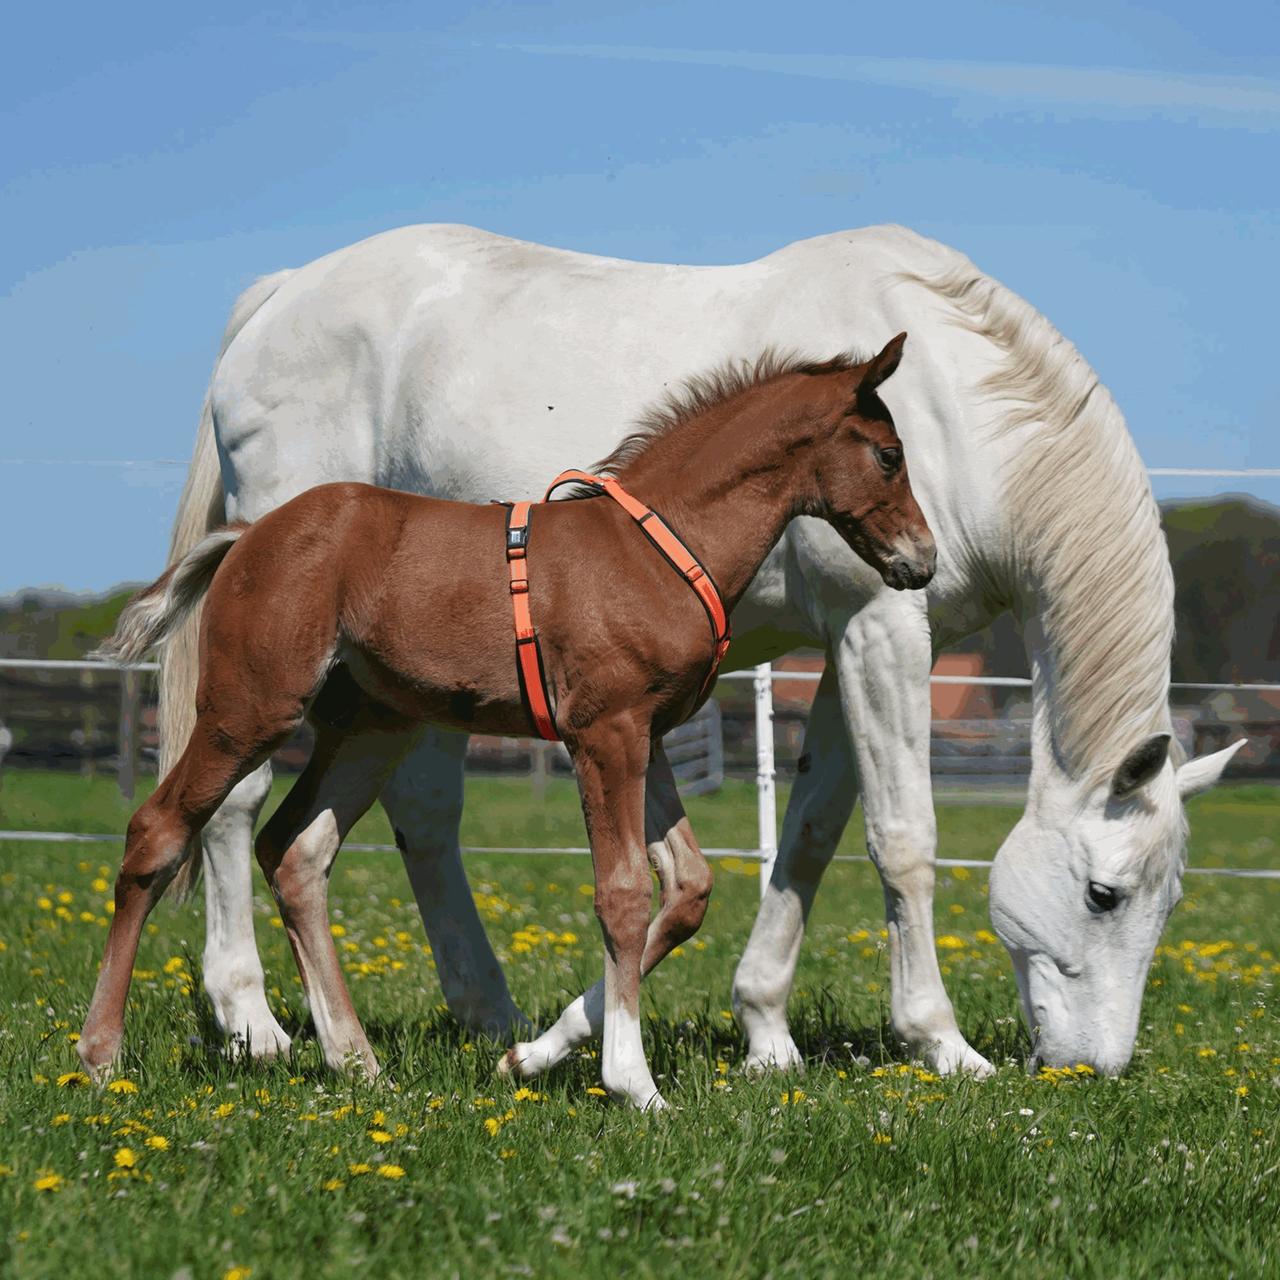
[504,43,1280,129]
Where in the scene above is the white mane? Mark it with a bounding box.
[908,258,1175,784]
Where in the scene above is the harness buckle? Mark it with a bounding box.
[507,525,529,553]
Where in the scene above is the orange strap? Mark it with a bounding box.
[503,470,732,741]
[504,501,559,741]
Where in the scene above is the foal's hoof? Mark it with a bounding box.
[497,1044,530,1079]
[76,1031,120,1083]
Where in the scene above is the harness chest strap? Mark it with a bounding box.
[502,470,732,742]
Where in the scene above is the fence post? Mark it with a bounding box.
[530,739,551,804]
[754,663,777,898]
[117,669,139,801]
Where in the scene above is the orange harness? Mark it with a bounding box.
[502,469,731,742]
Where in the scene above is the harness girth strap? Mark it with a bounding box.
[502,469,732,742]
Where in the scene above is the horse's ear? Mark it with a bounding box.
[1176,739,1246,799]
[1111,733,1171,798]
[861,332,907,393]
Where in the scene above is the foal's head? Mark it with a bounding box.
[804,333,935,590]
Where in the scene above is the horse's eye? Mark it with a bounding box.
[876,445,903,474]
[1086,882,1120,913]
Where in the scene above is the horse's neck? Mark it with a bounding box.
[611,392,820,609]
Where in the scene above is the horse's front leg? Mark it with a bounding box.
[569,714,663,1109]
[381,728,531,1038]
[733,664,857,1072]
[500,745,712,1080]
[832,593,992,1076]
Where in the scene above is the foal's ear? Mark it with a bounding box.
[860,332,907,394]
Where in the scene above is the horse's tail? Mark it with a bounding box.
[96,527,245,665]
[154,268,293,900]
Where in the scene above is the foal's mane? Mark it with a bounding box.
[593,349,861,477]
[905,256,1176,786]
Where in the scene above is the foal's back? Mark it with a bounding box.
[200,482,712,739]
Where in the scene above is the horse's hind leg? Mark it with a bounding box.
[200,762,292,1059]
[503,741,706,1096]
[381,728,530,1038]
[78,711,297,1076]
[255,724,414,1077]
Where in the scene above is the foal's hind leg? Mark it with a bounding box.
[255,725,414,1077]
[78,713,295,1076]
[502,744,711,1089]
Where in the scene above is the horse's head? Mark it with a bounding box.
[988,734,1244,1074]
[811,333,936,591]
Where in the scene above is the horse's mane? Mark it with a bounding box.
[593,348,862,477]
[905,259,1176,786]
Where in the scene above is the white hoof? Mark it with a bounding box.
[744,1035,805,1076]
[921,1034,994,1079]
[499,1038,561,1080]
[223,1017,293,1061]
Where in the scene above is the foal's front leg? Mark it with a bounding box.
[500,746,712,1080]
[568,716,664,1109]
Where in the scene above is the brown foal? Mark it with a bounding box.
[81,333,934,1109]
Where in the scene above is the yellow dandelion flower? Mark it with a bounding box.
[483,1117,501,1137]
[323,1178,344,1191]
[113,1148,137,1168]
[107,1079,138,1094]
[586,1087,607,1097]
[223,1268,252,1280]
[34,1173,65,1192]
[348,1163,373,1176]
[57,1071,90,1088]
[377,1164,406,1179]
[144,1135,169,1150]
[1236,1085,1249,1097]
[330,924,347,938]
[935,935,966,950]
[872,1133,893,1145]
[427,1098,445,1111]
[369,1130,393,1144]
[780,1089,806,1105]
[215,1102,236,1119]
[92,878,109,893]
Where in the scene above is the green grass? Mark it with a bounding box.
[0,771,1276,1278]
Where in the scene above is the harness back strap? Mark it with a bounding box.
[503,469,732,742]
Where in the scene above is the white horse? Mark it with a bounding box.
[159,223,1240,1079]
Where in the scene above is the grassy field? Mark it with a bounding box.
[0,769,1276,1278]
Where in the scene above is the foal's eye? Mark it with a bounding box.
[1086,882,1120,913]
[876,445,903,474]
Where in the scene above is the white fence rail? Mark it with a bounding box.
[3,658,1278,894]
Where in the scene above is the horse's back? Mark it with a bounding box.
[209,223,969,512]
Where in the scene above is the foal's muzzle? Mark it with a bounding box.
[881,539,936,591]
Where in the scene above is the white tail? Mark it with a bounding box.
[153,268,293,899]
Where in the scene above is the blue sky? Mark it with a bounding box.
[2,1,1277,594]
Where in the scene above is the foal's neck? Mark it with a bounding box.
[608,377,827,609]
